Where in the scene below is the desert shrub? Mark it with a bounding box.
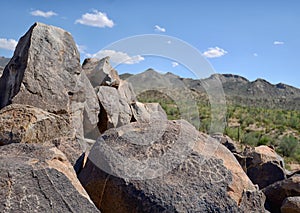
[277,135,299,158]
[242,131,261,146]
[258,135,272,146]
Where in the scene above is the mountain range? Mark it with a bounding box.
[120,69,300,110]
[1,56,299,110]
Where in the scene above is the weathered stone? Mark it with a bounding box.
[96,86,132,133]
[0,22,99,139]
[144,103,168,120]
[82,57,120,87]
[0,143,99,213]
[0,104,74,146]
[0,104,86,171]
[118,79,136,104]
[242,145,286,189]
[281,197,300,213]
[263,174,300,213]
[131,102,168,123]
[79,120,265,212]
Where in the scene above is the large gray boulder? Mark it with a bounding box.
[79,120,265,212]
[0,22,100,139]
[0,143,100,213]
[82,57,120,88]
[96,86,132,133]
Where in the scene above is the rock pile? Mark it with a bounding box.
[0,22,298,212]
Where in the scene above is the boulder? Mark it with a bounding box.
[131,102,168,123]
[79,120,265,212]
[0,104,86,170]
[0,143,99,213]
[0,66,3,77]
[118,79,136,104]
[281,197,300,213]
[263,174,300,213]
[96,86,132,133]
[0,22,99,139]
[0,104,74,146]
[82,57,120,88]
[242,145,286,189]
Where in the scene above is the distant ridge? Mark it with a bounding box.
[120,69,300,110]
[0,56,10,67]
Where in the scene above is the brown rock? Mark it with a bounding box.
[0,104,85,172]
[0,22,100,139]
[243,145,286,189]
[0,143,99,212]
[82,57,120,88]
[79,120,265,212]
[263,174,300,213]
[0,104,74,146]
[281,197,300,213]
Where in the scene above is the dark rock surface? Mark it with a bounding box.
[0,22,100,139]
[0,143,99,213]
[241,145,286,189]
[79,120,265,212]
[281,196,300,213]
[263,174,300,213]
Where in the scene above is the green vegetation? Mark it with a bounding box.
[138,92,300,163]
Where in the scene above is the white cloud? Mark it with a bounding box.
[30,10,57,18]
[202,47,227,58]
[253,53,258,57]
[274,41,284,45]
[167,40,171,44]
[75,10,114,28]
[154,25,166,33]
[76,44,87,54]
[92,50,144,64]
[0,38,17,51]
[172,62,179,67]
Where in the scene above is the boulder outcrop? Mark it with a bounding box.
[0,22,100,139]
[82,57,120,88]
[96,86,132,133]
[0,143,99,213]
[0,104,85,171]
[263,174,300,213]
[281,197,300,213]
[240,145,286,189]
[79,120,265,212]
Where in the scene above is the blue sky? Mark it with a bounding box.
[0,0,300,88]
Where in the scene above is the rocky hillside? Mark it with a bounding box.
[0,22,299,213]
[120,70,300,110]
